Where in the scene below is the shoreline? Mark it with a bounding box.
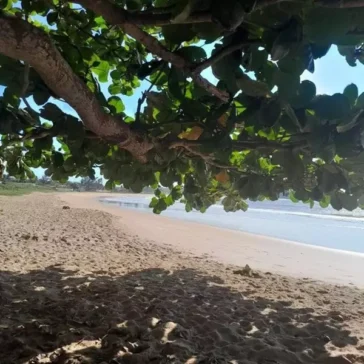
[101,194,364,258]
[59,192,364,288]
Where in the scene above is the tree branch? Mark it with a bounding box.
[193,40,261,75]
[169,138,308,151]
[126,10,211,26]
[0,14,153,159]
[20,63,35,113]
[252,0,364,11]
[73,0,229,103]
[169,137,308,170]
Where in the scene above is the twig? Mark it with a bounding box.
[135,67,165,126]
[232,139,308,150]
[171,141,239,170]
[146,119,205,130]
[20,63,39,117]
[193,40,261,74]
[170,137,308,151]
[20,63,30,97]
[22,130,50,141]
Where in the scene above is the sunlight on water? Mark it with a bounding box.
[100,196,364,254]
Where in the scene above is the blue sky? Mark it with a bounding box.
[302,47,364,94]
[2,45,364,179]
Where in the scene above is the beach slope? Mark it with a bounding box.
[0,193,363,364]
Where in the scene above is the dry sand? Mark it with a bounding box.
[0,193,364,364]
[62,193,364,288]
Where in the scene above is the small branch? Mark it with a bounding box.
[193,40,261,75]
[22,129,51,141]
[139,5,176,15]
[232,139,308,150]
[171,141,238,170]
[20,63,39,117]
[20,63,30,97]
[73,0,229,103]
[170,138,308,151]
[135,67,165,126]
[191,74,229,102]
[146,119,205,130]
[21,128,102,142]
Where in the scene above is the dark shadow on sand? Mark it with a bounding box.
[0,266,359,364]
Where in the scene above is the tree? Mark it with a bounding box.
[2,1,364,213]
[38,174,51,185]
[79,177,104,191]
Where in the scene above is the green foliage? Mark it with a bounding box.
[4,0,364,214]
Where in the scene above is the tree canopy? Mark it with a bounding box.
[3,0,364,213]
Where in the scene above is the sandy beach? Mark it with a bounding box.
[1,193,364,364]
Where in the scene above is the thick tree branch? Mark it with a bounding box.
[73,0,229,103]
[0,14,153,159]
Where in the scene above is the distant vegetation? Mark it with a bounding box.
[0,174,168,196]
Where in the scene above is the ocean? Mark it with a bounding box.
[101,196,364,254]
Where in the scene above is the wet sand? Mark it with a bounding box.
[1,193,363,364]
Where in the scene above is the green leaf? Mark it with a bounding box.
[356,92,364,109]
[312,94,350,120]
[162,24,196,44]
[137,61,162,80]
[177,46,207,63]
[181,99,208,118]
[52,152,64,167]
[319,195,330,208]
[168,67,185,100]
[33,88,50,106]
[126,0,142,11]
[343,83,358,106]
[193,23,221,42]
[40,103,64,121]
[211,0,245,30]
[108,96,125,113]
[211,42,241,91]
[358,195,364,209]
[108,82,122,95]
[110,70,122,80]
[340,193,358,211]
[274,70,300,100]
[311,43,331,59]
[259,98,281,127]
[293,80,316,107]
[92,61,110,83]
[271,20,302,61]
[47,11,58,25]
[105,179,115,190]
